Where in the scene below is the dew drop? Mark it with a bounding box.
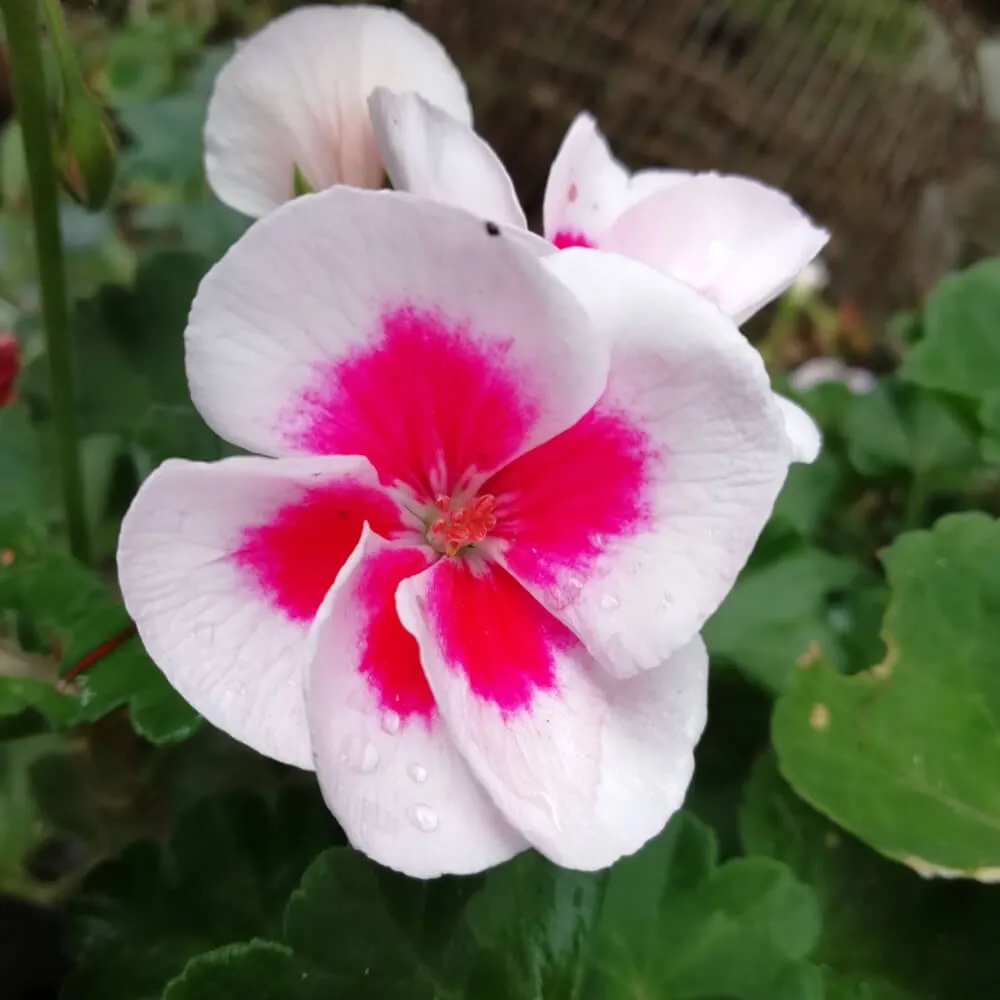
[599,594,620,611]
[193,624,215,646]
[408,763,428,784]
[381,710,401,735]
[342,735,380,773]
[408,804,439,832]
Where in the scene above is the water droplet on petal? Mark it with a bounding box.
[381,710,401,735]
[408,804,439,832]
[193,624,214,646]
[342,735,379,773]
[408,763,428,784]
[600,594,620,611]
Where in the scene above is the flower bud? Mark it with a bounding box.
[0,332,20,408]
[58,85,117,211]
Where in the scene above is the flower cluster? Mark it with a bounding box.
[118,4,828,878]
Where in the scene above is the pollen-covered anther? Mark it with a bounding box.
[429,493,497,556]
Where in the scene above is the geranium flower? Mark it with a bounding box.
[118,188,793,877]
[369,92,828,463]
[203,4,470,218]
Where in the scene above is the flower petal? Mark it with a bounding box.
[117,454,403,767]
[490,249,790,677]
[187,188,607,500]
[774,393,822,464]
[306,529,525,876]
[369,89,527,229]
[543,112,629,248]
[542,113,691,250]
[204,6,470,218]
[396,558,708,869]
[602,174,829,324]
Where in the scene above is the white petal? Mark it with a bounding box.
[542,112,630,246]
[369,89,526,229]
[117,453,403,767]
[396,557,708,869]
[774,394,822,463]
[542,112,691,248]
[186,187,607,497]
[492,249,790,677]
[204,5,471,217]
[602,174,829,324]
[306,529,526,877]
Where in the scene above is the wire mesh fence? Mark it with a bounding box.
[403,0,983,310]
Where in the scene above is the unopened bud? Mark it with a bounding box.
[0,332,20,408]
[58,86,117,211]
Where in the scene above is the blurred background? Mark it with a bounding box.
[0,0,996,371]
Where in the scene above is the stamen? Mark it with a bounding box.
[428,494,497,556]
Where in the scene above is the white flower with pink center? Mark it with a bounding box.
[368,92,828,464]
[118,187,794,878]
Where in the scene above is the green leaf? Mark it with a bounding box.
[770,450,844,538]
[742,753,1000,999]
[0,733,65,896]
[0,403,45,520]
[0,526,198,740]
[163,941,334,1000]
[466,853,601,999]
[821,969,922,1000]
[901,258,1000,401]
[133,403,235,466]
[704,546,861,691]
[773,512,1000,873]
[842,378,979,485]
[64,787,339,1000]
[284,848,473,996]
[977,391,1000,464]
[60,601,200,742]
[0,674,78,727]
[592,812,822,1000]
[70,251,208,438]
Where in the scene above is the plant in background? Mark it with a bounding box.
[0,3,998,999]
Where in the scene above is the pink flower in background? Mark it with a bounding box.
[117,188,793,877]
[203,5,470,218]
[0,333,19,408]
[370,92,828,463]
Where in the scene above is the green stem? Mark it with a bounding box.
[2,0,90,563]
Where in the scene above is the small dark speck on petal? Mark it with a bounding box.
[485,221,500,236]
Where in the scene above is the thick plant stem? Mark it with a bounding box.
[2,0,90,562]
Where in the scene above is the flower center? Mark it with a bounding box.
[427,494,497,556]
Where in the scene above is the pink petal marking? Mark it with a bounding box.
[355,545,437,722]
[233,482,403,622]
[425,559,569,715]
[551,229,597,250]
[283,305,539,499]
[486,405,655,603]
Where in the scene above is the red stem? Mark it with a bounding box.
[60,622,137,685]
